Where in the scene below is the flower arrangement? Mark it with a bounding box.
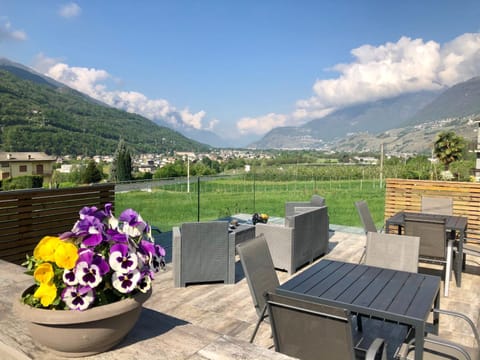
[21,203,166,311]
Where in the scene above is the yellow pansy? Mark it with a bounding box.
[33,262,54,284]
[55,241,79,269]
[33,236,62,262]
[33,282,57,307]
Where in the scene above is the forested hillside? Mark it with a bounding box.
[0,70,209,156]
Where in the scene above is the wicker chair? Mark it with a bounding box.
[172,221,235,287]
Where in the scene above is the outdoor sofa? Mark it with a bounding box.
[255,206,329,274]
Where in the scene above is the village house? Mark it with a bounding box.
[0,152,57,184]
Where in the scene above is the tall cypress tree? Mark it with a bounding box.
[111,139,132,182]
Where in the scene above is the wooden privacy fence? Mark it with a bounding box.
[385,178,480,242]
[0,184,115,264]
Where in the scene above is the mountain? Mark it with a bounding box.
[406,77,480,125]
[251,77,480,152]
[152,119,234,148]
[0,61,210,156]
[251,91,440,149]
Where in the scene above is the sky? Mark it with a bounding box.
[2,1,480,145]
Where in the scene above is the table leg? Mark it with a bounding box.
[455,229,465,288]
[414,323,425,360]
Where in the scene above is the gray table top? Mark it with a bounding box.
[277,259,440,325]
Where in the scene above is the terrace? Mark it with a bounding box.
[1,224,480,359]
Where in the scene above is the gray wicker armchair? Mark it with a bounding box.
[172,221,235,287]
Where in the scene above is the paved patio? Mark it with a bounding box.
[1,226,480,359]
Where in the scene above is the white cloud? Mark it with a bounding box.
[59,3,82,18]
[237,33,480,136]
[33,54,210,131]
[237,113,288,135]
[0,18,27,42]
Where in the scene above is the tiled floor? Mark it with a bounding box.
[1,226,479,359]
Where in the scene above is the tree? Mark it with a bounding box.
[82,160,103,184]
[433,131,465,170]
[110,139,133,182]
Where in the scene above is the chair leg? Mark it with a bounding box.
[359,246,366,264]
[444,240,454,297]
[250,304,268,343]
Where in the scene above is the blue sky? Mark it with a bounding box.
[2,1,480,145]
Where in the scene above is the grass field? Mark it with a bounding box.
[116,178,386,232]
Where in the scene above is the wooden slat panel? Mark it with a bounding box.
[385,179,480,242]
[0,184,115,264]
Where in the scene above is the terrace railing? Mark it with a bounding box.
[385,178,480,242]
[0,184,115,264]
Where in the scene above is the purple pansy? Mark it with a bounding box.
[77,249,110,276]
[106,228,128,243]
[112,269,140,293]
[62,285,95,310]
[137,273,152,293]
[63,268,78,286]
[76,261,103,288]
[109,243,138,273]
[52,203,166,311]
[152,245,166,272]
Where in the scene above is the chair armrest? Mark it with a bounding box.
[397,336,472,360]
[365,338,387,360]
[432,308,480,346]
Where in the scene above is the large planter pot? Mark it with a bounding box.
[14,286,151,357]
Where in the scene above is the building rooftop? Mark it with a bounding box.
[0,152,57,162]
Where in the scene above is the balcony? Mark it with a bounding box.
[1,225,479,359]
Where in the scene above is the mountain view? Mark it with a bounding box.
[1,58,480,155]
[249,77,480,152]
[0,59,210,156]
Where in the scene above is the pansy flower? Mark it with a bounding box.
[54,241,79,269]
[137,272,152,293]
[119,209,147,238]
[112,269,140,293]
[109,243,138,273]
[34,262,55,284]
[63,268,78,286]
[76,261,103,288]
[62,285,95,311]
[33,281,57,307]
[23,203,166,311]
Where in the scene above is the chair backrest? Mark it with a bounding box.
[180,221,229,283]
[365,232,420,273]
[265,292,356,360]
[285,195,326,217]
[236,234,279,318]
[421,196,453,215]
[355,200,377,234]
[404,215,447,260]
[310,194,326,207]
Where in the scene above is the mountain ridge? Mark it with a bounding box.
[0,64,210,156]
[250,77,480,152]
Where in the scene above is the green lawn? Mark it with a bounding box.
[115,178,385,232]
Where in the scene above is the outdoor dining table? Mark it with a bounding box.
[276,259,441,360]
[385,211,468,287]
